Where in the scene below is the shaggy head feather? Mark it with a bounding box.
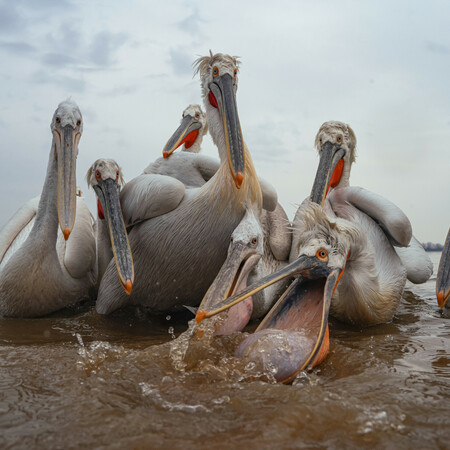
[86,159,125,189]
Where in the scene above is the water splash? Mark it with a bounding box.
[75,338,126,376]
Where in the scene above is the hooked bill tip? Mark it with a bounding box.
[124,280,133,295]
[235,172,244,189]
[163,151,169,159]
[63,228,71,241]
[196,310,207,324]
[437,291,446,308]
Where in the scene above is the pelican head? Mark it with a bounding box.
[311,121,357,206]
[162,104,208,158]
[197,202,357,382]
[86,159,134,295]
[198,204,264,335]
[50,99,83,240]
[194,51,245,188]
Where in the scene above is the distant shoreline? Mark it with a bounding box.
[422,243,443,252]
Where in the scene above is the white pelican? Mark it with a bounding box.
[197,202,292,335]
[96,52,265,314]
[437,228,450,309]
[0,100,96,317]
[309,121,432,285]
[85,159,134,293]
[197,121,432,381]
[142,104,278,210]
[144,104,216,188]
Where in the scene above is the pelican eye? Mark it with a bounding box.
[76,119,81,126]
[316,249,328,261]
[337,135,343,144]
[234,69,238,78]
[230,236,234,243]
[116,170,120,180]
[319,137,322,144]
[212,66,219,76]
[95,170,101,181]
[195,112,200,119]
[251,237,258,246]
[56,117,61,124]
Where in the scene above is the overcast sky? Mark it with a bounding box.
[0,0,448,242]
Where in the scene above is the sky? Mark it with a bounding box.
[0,0,449,243]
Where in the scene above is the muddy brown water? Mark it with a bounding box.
[1,252,448,449]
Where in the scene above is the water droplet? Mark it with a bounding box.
[245,362,256,371]
[166,315,171,321]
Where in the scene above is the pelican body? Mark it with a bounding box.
[96,52,263,314]
[0,101,96,317]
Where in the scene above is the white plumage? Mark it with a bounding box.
[0,101,96,317]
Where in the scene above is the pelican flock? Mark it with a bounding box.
[96,52,264,314]
[197,121,434,382]
[0,52,444,385]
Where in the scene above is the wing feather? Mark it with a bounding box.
[331,186,412,247]
[120,174,185,227]
[0,196,39,267]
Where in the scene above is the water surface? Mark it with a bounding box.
[0,252,448,449]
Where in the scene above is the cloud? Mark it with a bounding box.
[41,52,77,67]
[425,41,450,55]
[176,4,205,37]
[88,31,129,67]
[168,46,194,76]
[100,84,140,97]
[0,3,24,34]
[245,119,301,166]
[33,70,86,92]
[0,40,36,54]
[38,25,130,71]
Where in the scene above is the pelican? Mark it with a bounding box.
[309,121,432,285]
[197,201,292,335]
[85,159,134,293]
[197,121,432,381]
[96,52,265,314]
[0,100,97,317]
[144,104,216,188]
[141,104,278,210]
[436,228,450,309]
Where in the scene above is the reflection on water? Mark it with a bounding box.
[0,252,449,448]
